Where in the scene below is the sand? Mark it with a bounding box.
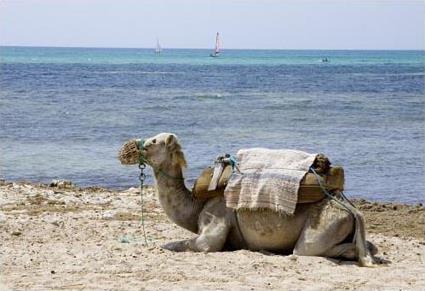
[0,181,424,290]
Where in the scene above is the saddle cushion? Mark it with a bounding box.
[192,164,344,204]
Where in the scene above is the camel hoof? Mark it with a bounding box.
[359,255,378,268]
[160,242,178,251]
[160,241,188,252]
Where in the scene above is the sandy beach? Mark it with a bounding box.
[0,180,424,290]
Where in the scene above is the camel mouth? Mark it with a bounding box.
[118,138,149,166]
[136,140,153,166]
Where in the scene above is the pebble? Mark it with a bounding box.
[85,196,111,205]
[0,212,6,224]
[49,179,73,189]
[123,187,140,194]
[43,215,63,227]
[102,210,116,220]
[120,237,130,243]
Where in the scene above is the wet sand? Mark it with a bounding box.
[1,181,424,290]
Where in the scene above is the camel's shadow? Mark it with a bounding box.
[256,249,392,267]
[325,255,391,267]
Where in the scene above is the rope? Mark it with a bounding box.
[138,163,149,246]
[309,167,355,214]
[310,166,369,263]
[220,155,245,247]
[220,154,241,174]
[135,138,183,246]
[134,139,149,246]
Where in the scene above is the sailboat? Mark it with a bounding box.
[210,32,220,57]
[155,38,162,54]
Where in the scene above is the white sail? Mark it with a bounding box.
[214,32,220,53]
[210,32,220,57]
[155,38,162,54]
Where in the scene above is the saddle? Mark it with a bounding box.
[192,154,344,203]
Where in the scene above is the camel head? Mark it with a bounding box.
[141,133,187,171]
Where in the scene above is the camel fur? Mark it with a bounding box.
[138,133,377,266]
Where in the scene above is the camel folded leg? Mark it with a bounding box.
[323,243,357,259]
[293,200,355,257]
[293,200,376,266]
[323,241,378,262]
[293,216,355,259]
[161,220,230,252]
[161,197,231,252]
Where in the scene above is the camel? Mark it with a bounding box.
[134,132,377,266]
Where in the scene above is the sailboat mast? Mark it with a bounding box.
[215,32,220,53]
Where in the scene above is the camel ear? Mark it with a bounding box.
[165,134,177,150]
[165,134,187,168]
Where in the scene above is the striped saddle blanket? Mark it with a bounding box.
[224,148,318,215]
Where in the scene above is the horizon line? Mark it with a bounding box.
[1,45,424,52]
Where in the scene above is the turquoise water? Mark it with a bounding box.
[1,46,422,65]
[0,46,424,203]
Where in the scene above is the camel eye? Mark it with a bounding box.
[152,139,156,144]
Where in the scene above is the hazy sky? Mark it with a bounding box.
[0,0,424,50]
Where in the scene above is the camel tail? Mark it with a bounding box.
[350,206,375,267]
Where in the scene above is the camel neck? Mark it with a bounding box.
[154,164,204,233]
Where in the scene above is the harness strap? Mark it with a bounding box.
[138,163,149,246]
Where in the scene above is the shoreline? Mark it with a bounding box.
[1,179,424,240]
[2,178,424,205]
[1,180,424,290]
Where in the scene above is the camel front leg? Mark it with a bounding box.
[161,219,230,252]
[162,197,231,252]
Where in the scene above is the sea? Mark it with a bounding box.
[0,46,424,203]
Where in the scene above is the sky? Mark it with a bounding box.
[0,0,424,50]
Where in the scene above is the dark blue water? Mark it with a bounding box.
[1,47,424,203]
